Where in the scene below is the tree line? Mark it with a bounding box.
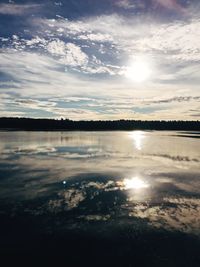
[0,117,199,131]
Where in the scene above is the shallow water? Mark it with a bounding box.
[0,131,200,266]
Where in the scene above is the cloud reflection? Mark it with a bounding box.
[0,131,199,237]
[129,197,200,235]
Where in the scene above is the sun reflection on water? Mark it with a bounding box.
[129,131,145,151]
[118,177,149,190]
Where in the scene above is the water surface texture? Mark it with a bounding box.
[0,131,200,266]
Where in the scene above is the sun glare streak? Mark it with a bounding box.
[130,131,145,150]
[122,177,149,190]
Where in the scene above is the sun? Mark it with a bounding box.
[125,59,151,82]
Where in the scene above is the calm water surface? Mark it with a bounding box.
[0,131,200,266]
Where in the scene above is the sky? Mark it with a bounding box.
[0,0,200,120]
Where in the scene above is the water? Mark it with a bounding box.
[0,131,200,266]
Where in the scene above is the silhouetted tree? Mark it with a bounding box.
[0,117,199,131]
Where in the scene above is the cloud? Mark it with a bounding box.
[79,215,111,221]
[148,154,199,163]
[0,49,93,97]
[2,34,117,75]
[60,43,88,66]
[15,99,57,109]
[146,96,200,105]
[26,36,47,47]
[11,14,198,89]
[1,7,200,120]
[46,39,66,56]
[0,3,42,15]
[32,14,200,64]
[48,189,85,212]
[47,40,88,66]
[0,111,25,117]
[0,49,199,120]
[153,0,187,14]
[130,197,200,235]
[115,0,136,10]
[78,33,113,42]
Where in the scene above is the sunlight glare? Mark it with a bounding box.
[125,59,151,82]
[130,131,145,150]
[123,177,149,190]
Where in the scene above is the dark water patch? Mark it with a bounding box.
[180,132,200,135]
[0,212,200,267]
[148,153,199,162]
[177,135,200,139]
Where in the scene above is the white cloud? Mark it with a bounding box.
[133,19,200,61]
[15,99,57,109]
[26,36,47,47]
[78,33,113,42]
[0,111,25,117]
[34,14,200,64]
[60,43,88,66]
[0,50,90,96]
[1,11,200,120]
[47,39,66,56]
[0,45,199,120]
[82,65,116,75]
[4,13,200,79]
[46,40,89,66]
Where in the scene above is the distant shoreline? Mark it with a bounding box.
[1,129,200,133]
[0,118,199,131]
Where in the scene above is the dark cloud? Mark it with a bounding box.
[149,153,199,162]
[148,96,200,105]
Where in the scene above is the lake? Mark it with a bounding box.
[0,131,200,266]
